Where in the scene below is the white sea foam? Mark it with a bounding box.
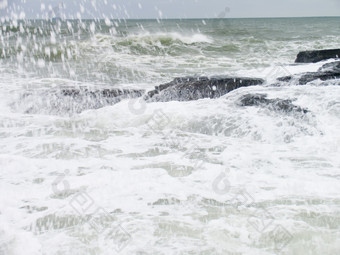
[1,18,340,254]
[125,31,213,44]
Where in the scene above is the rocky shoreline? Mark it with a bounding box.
[24,48,340,114]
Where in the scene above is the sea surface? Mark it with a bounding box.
[0,17,340,254]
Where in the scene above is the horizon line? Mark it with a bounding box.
[3,15,339,21]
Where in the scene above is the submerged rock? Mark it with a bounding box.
[61,88,144,99]
[58,88,145,113]
[295,49,340,63]
[278,61,340,85]
[317,61,340,73]
[146,76,264,102]
[239,93,308,114]
[16,88,144,115]
[298,72,340,85]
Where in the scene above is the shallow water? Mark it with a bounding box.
[0,17,340,254]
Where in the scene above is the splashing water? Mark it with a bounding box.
[0,17,340,254]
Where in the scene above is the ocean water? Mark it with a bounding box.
[0,17,340,254]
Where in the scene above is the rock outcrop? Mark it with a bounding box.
[146,76,264,102]
[295,49,340,63]
[278,61,340,85]
[239,94,308,114]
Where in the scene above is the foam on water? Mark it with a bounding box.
[1,81,340,254]
[1,18,340,254]
[122,31,213,44]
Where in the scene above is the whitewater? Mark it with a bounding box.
[0,17,340,254]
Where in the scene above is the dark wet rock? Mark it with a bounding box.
[317,61,340,73]
[276,75,293,83]
[57,88,144,113]
[61,88,144,99]
[298,72,340,85]
[15,88,144,115]
[239,93,308,114]
[295,49,340,63]
[146,76,264,102]
[277,61,340,85]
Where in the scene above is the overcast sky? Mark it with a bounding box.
[0,0,340,19]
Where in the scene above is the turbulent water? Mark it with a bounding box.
[0,17,340,254]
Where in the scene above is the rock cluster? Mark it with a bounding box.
[37,48,340,114]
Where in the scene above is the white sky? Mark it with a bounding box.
[0,0,340,19]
